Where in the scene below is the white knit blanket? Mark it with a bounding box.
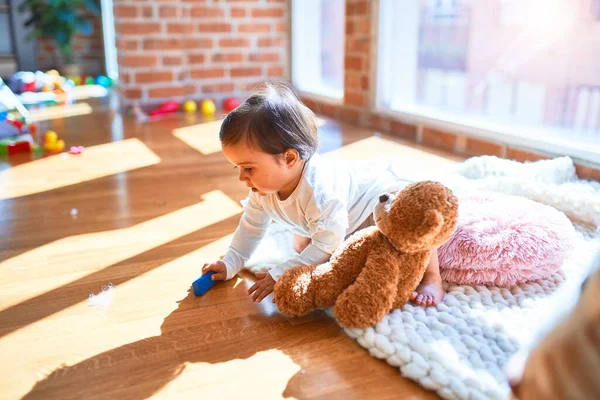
[245,156,600,400]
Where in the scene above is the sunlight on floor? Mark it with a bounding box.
[151,350,300,399]
[324,135,456,163]
[323,135,458,180]
[173,120,224,155]
[0,138,160,200]
[28,102,94,122]
[0,190,242,311]
[172,117,327,155]
[233,277,244,289]
[0,233,255,400]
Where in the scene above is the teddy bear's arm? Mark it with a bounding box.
[392,250,429,309]
[334,246,402,328]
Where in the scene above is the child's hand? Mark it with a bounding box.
[202,260,227,281]
[248,272,276,303]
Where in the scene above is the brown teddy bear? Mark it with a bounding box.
[274,181,459,328]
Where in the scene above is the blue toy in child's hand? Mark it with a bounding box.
[192,271,216,296]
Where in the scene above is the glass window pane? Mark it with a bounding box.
[292,0,345,98]
[377,0,600,153]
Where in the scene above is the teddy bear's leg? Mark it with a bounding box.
[392,251,429,309]
[274,254,368,316]
[274,265,320,317]
[334,252,402,328]
[311,230,374,308]
[274,230,375,317]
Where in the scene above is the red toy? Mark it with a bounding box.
[23,81,36,93]
[223,97,241,113]
[7,118,24,131]
[149,100,181,117]
[7,141,31,155]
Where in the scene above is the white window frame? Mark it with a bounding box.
[291,0,345,101]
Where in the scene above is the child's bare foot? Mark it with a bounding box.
[410,274,444,306]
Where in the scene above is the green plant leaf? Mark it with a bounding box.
[84,0,101,14]
[58,10,76,24]
[75,18,93,35]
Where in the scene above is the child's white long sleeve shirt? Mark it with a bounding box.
[222,154,411,280]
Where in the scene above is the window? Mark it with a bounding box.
[292,0,345,99]
[377,0,600,162]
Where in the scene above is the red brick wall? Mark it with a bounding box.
[38,12,105,76]
[301,0,600,181]
[113,0,288,106]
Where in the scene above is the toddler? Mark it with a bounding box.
[202,83,444,306]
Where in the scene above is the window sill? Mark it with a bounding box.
[297,89,344,104]
[375,105,600,165]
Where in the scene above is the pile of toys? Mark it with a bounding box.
[0,110,44,156]
[0,113,74,157]
[10,70,114,95]
[132,97,241,122]
[1,78,79,158]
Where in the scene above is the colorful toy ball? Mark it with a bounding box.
[85,76,95,85]
[183,100,197,113]
[201,99,216,116]
[223,97,241,113]
[96,75,110,88]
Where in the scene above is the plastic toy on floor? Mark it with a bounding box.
[0,119,20,139]
[183,100,197,114]
[201,99,216,116]
[223,97,241,113]
[95,75,111,88]
[0,139,31,156]
[149,100,181,117]
[44,130,65,152]
[69,146,84,155]
[192,271,216,296]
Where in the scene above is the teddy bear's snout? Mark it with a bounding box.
[379,194,389,203]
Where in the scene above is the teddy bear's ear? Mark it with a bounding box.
[415,209,444,244]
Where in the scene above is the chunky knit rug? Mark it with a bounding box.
[245,156,600,400]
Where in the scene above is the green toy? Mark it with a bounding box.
[0,139,9,156]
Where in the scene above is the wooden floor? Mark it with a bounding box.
[0,96,459,400]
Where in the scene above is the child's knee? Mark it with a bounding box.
[293,235,311,253]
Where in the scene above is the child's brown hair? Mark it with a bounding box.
[219,82,318,160]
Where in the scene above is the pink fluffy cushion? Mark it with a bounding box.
[439,192,576,286]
